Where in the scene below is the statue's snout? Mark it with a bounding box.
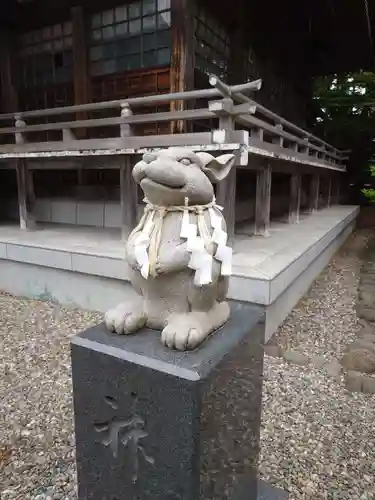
[135,156,186,189]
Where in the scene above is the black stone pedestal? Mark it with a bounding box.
[71,301,288,500]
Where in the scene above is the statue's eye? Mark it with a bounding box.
[180,158,191,166]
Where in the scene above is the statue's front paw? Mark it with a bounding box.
[161,314,209,351]
[104,303,147,335]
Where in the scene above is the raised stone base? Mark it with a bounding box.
[71,302,288,499]
[0,206,358,341]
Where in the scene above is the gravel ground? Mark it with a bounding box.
[0,297,102,500]
[261,229,375,499]
[1,229,375,499]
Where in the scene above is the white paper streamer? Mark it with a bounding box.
[194,252,213,286]
[186,223,198,251]
[180,197,190,239]
[188,236,205,270]
[134,212,155,279]
[212,227,227,246]
[134,242,150,279]
[215,243,232,276]
[209,207,222,230]
[131,198,233,285]
[143,212,154,237]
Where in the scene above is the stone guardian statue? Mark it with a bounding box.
[105,147,235,351]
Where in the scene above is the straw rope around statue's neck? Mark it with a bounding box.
[129,196,220,278]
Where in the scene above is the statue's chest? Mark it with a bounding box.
[157,212,206,250]
[130,205,231,284]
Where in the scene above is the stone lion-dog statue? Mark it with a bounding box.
[105,147,235,351]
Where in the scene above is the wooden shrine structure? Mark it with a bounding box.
[0,0,373,239]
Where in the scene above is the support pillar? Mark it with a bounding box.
[216,168,236,244]
[308,174,319,212]
[214,100,236,244]
[327,177,332,207]
[16,160,36,230]
[72,6,90,138]
[119,104,138,240]
[254,165,272,236]
[333,176,341,204]
[170,0,194,133]
[120,158,138,240]
[289,174,301,223]
[227,0,247,84]
[0,29,18,113]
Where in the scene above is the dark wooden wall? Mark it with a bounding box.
[0,0,313,202]
[0,0,312,124]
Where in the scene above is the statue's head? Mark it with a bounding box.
[132,147,236,206]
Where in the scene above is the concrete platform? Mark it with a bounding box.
[0,205,359,340]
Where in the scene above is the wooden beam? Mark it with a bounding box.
[227,0,247,84]
[289,174,301,223]
[120,158,138,240]
[254,165,272,237]
[216,167,236,244]
[215,99,236,243]
[333,176,341,204]
[72,6,90,138]
[16,160,35,230]
[0,29,18,113]
[119,103,137,240]
[170,0,194,134]
[308,175,320,212]
[327,177,332,207]
[27,167,36,215]
[337,178,341,204]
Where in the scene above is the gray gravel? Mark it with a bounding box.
[261,230,375,499]
[0,295,102,500]
[1,230,375,499]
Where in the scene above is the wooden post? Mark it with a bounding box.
[170,0,194,133]
[309,174,320,212]
[301,138,310,157]
[0,29,18,113]
[227,0,247,84]
[214,99,236,243]
[14,116,36,230]
[216,168,236,244]
[327,177,332,207]
[272,125,284,147]
[27,168,36,214]
[254,165,272,237]
[120,160,138,240]
[16,161,28,230]
[289,174,301,223]
[72,6,90,137]
[16,160,35,230]
[120,103,138,240]
[334,176,341,204]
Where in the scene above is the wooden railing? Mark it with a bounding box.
[0,75,348,171]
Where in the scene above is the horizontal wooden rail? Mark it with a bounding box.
[0,79,262,121]
[208,74,344,158]
[0,105,256,136]
[0,75,347,171]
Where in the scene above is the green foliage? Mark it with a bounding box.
[362,164,375,203]
[312,71,375,149]
[361,188,375,202]
[312,72,375,189]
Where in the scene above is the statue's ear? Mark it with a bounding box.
[196,152,236,182]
